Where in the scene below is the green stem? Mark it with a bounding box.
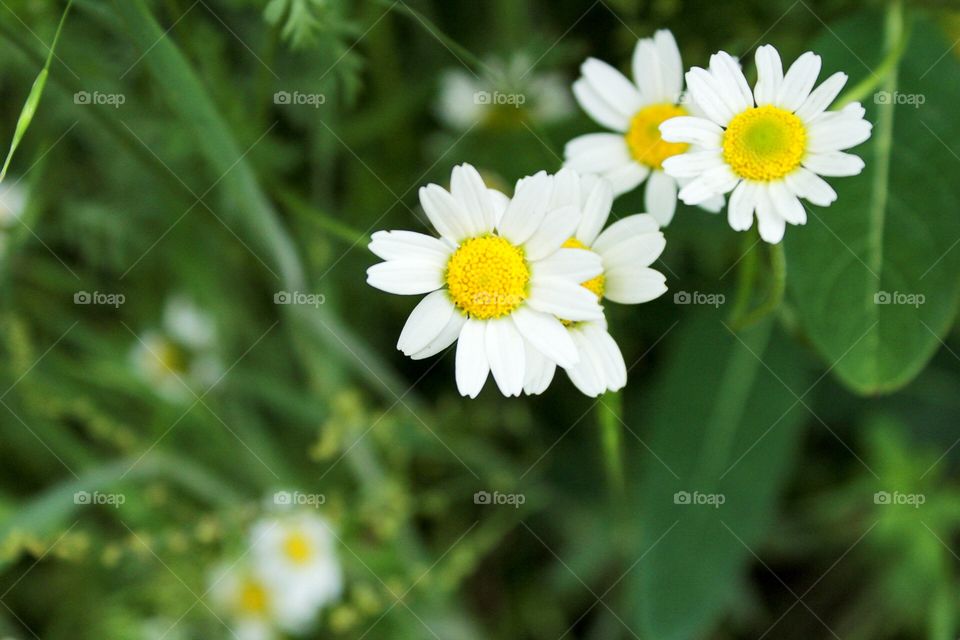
[835,0,909,108]
[735,241,786,331]
[728,230,760,326]
[598,391,625,497]
[276,188,368,246]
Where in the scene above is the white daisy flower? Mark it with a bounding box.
[249,512,343,615]
[564,29,723,226]
[367,164,605,398]
[130,297,222,402]
[0,181,26,228]
[436,53,574,131]
[522,175,668,397]
[208,564,294,640]
[659,45,873,243]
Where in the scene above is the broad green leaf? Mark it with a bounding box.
[784,12,960,394]
[628,314,811,640]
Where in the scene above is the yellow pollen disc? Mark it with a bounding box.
[445,235,530,319]
[562,238,605,299]
[625,103,690,169]
[722,105,807,181]
[238,579,269,614]
[282,532,313,565]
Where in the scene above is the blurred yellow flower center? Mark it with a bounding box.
[238,578,269,615]
[723,105,807,181]
[445,235,529,319]
[561,238,605,298]
[626,103,690,169]
[146,339,189,378]
[282,531,313,565]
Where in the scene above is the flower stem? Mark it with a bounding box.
[598,391,625,498]
[835,0,908,108]
[734,241,786,331]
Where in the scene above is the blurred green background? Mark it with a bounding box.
[1,0,959,638]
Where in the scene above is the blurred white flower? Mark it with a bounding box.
[436,53,573,130]
[660,45,872,243]
[208,564,285,640]
[564,30,723,226]
[0,181,26,228]
[130,297,222,402]
[523,174,668,397]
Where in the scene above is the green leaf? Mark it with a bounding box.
[784,10,960,394]
[628,315,811,640]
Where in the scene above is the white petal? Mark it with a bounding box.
[489,188,509,224]
[754,45,783,106]
[776,52,821,112]
[685,67,735,126]
[576,175,614,245]
[450,164,496,233]
[585,324,627,391]
[564,328,607,397]
[366,260,443,295]
[511,306,579,368]
[573,79,630,132]
[525,204,581,261]
[549,167,582,209]
[807,115,873,153]
[659,116,723,148]
[455,320,489,398]
[369,230,452,262]
[534,248,603,282]
[410,312,466,360]
[644,170,678,226]
[709,52,753,114]
[728,180,759,231]
[592,214,661,254]
[419,184,475,242]
[528,278,604,322]
[603,265,667,304]
[784,167,837,207]
[600,233,667,271]
[398,290,456,356]
[661,149,724,179]
[802,151,866,177]
[632,38,665,104]
[498,172,552,245]
[697,192,726,213]
[677,165,739,205]
[602,162,649,195]
[485,318,525,396]
[564,133,633,174]
[654,30,684,103]
[768,181,806,225]
[795,72,848,121]
[522,341,557,395]
[755,187,786,243]
[581,58,645,117]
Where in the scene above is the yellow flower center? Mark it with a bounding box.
[282,531,313,565]
[238,578,269,615]
[626,103,690,169]
[722,105,807,181]
[562,238,605,298]
[445,235,530,319]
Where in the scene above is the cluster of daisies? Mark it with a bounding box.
[208,507,343,640]
[369,30,872,398]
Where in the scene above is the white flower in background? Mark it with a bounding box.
[367,164,604,398]
[523,175,668,397]
[660,45,872,243]
[564,30,723,226]
[249,512,343,615]
[436,53,574,130]
[208,564,289,640]
[0,181,27,256]
[130,297,222,402]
